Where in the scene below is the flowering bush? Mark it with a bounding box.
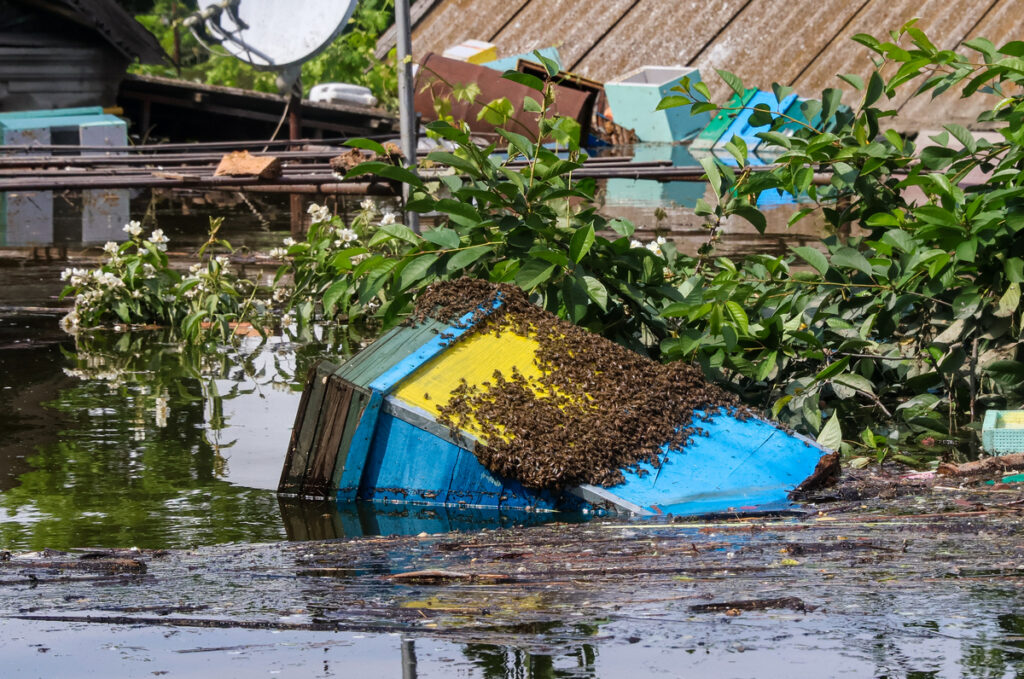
[271,200,391,327]
[60,219,255,340]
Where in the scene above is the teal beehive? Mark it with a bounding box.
[603,66,710,143]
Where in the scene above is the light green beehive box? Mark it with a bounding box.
[982,410,1024,454]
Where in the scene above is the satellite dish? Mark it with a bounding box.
[191,0,359,70]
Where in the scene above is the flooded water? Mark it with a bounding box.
[2,185,1023,678]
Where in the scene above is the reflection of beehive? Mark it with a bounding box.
[280,281,829,516]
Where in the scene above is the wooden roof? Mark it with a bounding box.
[381,0,1020,129]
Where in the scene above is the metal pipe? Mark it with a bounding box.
[395,0,420,233]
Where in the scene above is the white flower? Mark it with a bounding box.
[380,210,397,225]
[306,203,331,223]
[142,263,156,276]
[103,241,119,255]
[272,286,291,303]
[280,314,294,327]
[337,228,358,244]
[148,229,168,251]
[59,310,80,333]
[629,239,644,249]
[351,253,370,264]
[282,237,296,247]
[269,247,288,259]
[189,263,203,274]
[215,255,230,270]
[646,236,667,258]
[360,198,375,212]
[154,396,169,429]
[123,221,143,237]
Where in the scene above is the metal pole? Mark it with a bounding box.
[395,0,420,233]
[286,72,304,237]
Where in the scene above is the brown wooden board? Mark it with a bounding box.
[278,361,336,495]
[330,389,371,493]
[301,376,356,498]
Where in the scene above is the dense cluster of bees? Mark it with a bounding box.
[413,279,743,491]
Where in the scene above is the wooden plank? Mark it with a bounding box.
[278,361,335,495]
[329,389,371,493]
[301,377,355,498]
[278,362,331,493]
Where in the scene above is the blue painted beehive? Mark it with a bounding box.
[280,285,830,516]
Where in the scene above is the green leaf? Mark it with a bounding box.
[377,222,422,244]
[724,301,749,335]
[569,224,595,263]
[535,51,560,76]
[515,259,557,290]
[323,278,349,314]
[716,69,745,97]
[756,350,777,381]
[724,135,748,166]
[748,103,773,127]
[816,411,843,450]
[477,96,514,126]
[821,87,842,124]
[996,282,1021,317]
[814,356,851,383]
[657,95,692,111]
[834,373,875,394]
[830,247,874,277]
[425,151,479,176]
[582,275,608,310]
[733,205,766,233]
[344,161,423,188]
[398,253,439,291]
[447,244,493,272]
[496,129,535,158]
[435,198,481,227]
[1005,257,1024,284]
[698,155,722,199]
[838,73,864,90]
[943,123,977,153]
[501,70,544,92]
[344,138,387,156]
[421,227,461,250]
[561,276,589,323]
[523,96,542,113]
[791,246,829,275]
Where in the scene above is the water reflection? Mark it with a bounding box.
[0,324,342,550]
[0,322,584,550]
[279,498,585,541]
[1,189,129,246]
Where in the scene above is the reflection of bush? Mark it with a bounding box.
[0,326,355,550]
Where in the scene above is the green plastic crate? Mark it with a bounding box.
[982,410,1024,454]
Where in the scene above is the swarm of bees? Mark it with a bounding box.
[414,279,747,491]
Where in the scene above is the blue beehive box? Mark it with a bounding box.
[604,66,711,143]
[281,287,831,517]
[983,410,1024,455]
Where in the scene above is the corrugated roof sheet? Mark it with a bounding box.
[390,0,1018,129]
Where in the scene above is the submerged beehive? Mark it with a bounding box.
[280,280,829,516]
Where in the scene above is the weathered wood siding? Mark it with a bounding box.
[395,0,1021,129]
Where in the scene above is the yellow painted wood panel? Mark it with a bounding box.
[392,322,544,421]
